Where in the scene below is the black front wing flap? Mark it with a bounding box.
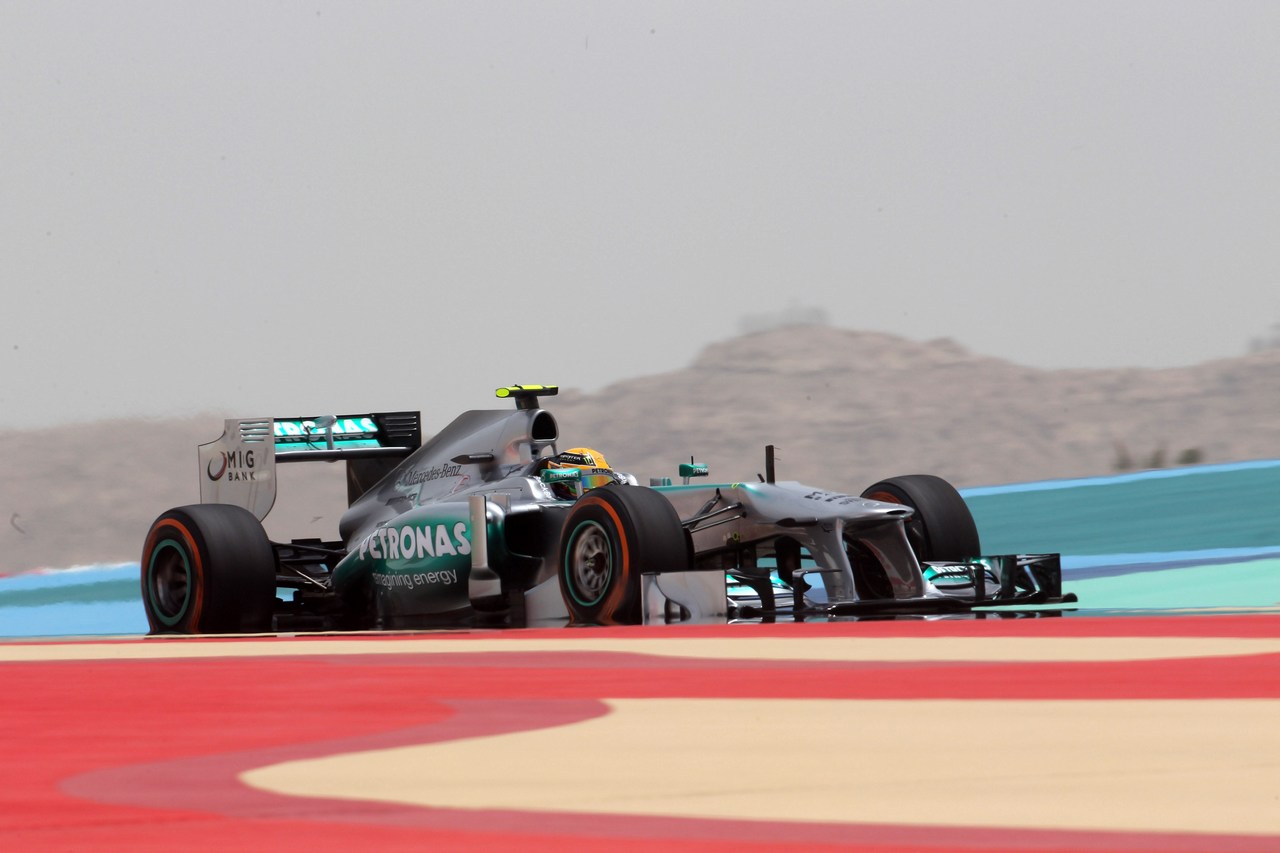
[827,553,1075,617]
[732,553,1075,620]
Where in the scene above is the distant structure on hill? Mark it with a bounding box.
[738,304,830,335]
[1248,321,1280,354]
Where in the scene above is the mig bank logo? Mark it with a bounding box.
[206,449,257,482]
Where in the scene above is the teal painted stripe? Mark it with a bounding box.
[0,600,147,638]
[963,462,1280,557]
[0,563,134,591]
[962,458,1280,497]
[1065,547,1280,569]
[0,565,147,637]
[1063,558,1280,611]
[0,578,139,608]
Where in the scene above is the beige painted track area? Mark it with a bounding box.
[6,634,1280,662]
[242,697,1280,836]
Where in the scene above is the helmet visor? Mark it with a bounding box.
[580,469,616,491]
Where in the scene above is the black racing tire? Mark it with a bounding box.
[140,504,277,634]
[861,474,981,561]
[558,484,690,626]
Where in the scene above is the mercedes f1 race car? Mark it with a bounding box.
[140,385,1071,633]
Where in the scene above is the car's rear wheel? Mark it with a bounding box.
[861,474,981,561]
[141,504,277,634]
[558,485,689,625]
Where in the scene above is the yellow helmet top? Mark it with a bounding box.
[552,447,610,470]
[549,447,616,493]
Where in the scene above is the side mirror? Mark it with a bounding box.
[678,462,709,485]
[541,466,581,497]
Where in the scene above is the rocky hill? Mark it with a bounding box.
[3,325,1277,574]
[552,325,1280,491]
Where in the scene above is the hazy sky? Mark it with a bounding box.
[4,2,1278,428]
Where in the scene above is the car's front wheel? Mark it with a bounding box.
[558,485,689,625]
[861,474,981,561]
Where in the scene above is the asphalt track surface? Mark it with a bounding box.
[4,616,1279,852]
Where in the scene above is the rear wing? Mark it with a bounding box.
[198,412,421,520]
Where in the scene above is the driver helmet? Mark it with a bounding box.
[549,447,619,493]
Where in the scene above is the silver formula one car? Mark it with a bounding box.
[140,385,1071,633]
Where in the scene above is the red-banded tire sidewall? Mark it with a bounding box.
[558,485,689,626]
[140,504,276,634]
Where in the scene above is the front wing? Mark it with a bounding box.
[726,554,1074,621]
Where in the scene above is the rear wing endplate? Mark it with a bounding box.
[198,412,421,520]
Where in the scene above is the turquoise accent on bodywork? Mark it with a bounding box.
[331,501,509,605]
[651,482,749,494]
[333,502,477,618]
[542,467,581,484]
[275,438,383,453]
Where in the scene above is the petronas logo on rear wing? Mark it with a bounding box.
[272,412,421,456]
[274,416,381,452]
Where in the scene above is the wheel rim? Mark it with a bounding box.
[147,539,192,627]
[565,520,612,607]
